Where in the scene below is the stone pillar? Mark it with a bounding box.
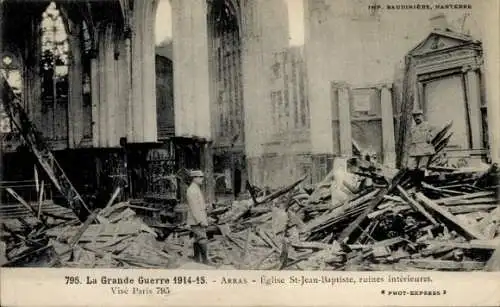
[380,84,396,167]
[463,66,483,150]
[67,20,84,148]
[97,25,109,147]
[171,0,210,140]
[191,0,210,139]
[130,0,158,143]
[240,1,267,184]
[130,9,143,142]
[124,34,133,142]
[304,0,334,156]
[116,34,131,143]
[106,38,118,147]
[96,23,122,147]
[338,85,352,157]
[142,0,158,143]
[171,0,185,137]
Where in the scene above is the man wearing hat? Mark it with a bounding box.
[408,109,436,171]
[186,169,211,264]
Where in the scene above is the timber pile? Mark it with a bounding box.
[0,196,174,268]
[1,161,499,271]
[156,161,499,271]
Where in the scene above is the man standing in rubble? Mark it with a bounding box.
[408,109,436,170]
[186,170,212,265]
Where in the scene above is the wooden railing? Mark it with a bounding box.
[0,180,53,206]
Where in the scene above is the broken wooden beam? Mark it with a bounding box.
[415,192,486,240]
[302,189,379,233]
[98,187,122,222]
[441,197,498,206]
[337,170,407,243]
[397,186,439,226]
[37,181,45,220]
[290,241,337,250]
[257,175,308,205]
[436,191,495,204]
[68,209,101,247]
[5,188,45,225]
[421,182,465,196]
[399,258,485,270]
[424,239,500,250]
[448,205,498,214]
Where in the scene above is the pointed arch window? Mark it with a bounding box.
[40,2,69,104]
[1,54,22,95]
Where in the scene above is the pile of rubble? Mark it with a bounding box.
[1,163,499,271]
[174,161,498,271]
[0,188,174,268]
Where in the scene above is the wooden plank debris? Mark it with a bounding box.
[397,186,439,226]
[399,259,485,270]
[338,170,406,243]
[2,149,499,272]
[415,193,486,240]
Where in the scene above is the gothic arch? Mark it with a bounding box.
[208,0,242,40]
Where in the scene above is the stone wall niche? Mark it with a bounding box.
[409,29,487,165]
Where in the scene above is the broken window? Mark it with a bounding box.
[1,54,22,136]
[40,2,69,104]
[1,55,22,95]
[40,1,70,140]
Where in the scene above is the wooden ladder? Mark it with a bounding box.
[1,76,90,217]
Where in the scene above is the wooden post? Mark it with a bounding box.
[380,84,396,167]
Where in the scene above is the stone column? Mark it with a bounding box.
[97,23,121,147]
[97,25,109,147]
[129,9,143,142]
[171,0,210,140]
[130,0,158,143]
[463,66,483,150]
[142,0,158,142]
[380,84,396,167]
[124,33,133,142]
[304,0,334,156]
[116,33,131,143]
[191,0,210,139]
[67,20,84,148]
[337,85,352,157]
[171,0,185,137]
[107,34,121,148]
